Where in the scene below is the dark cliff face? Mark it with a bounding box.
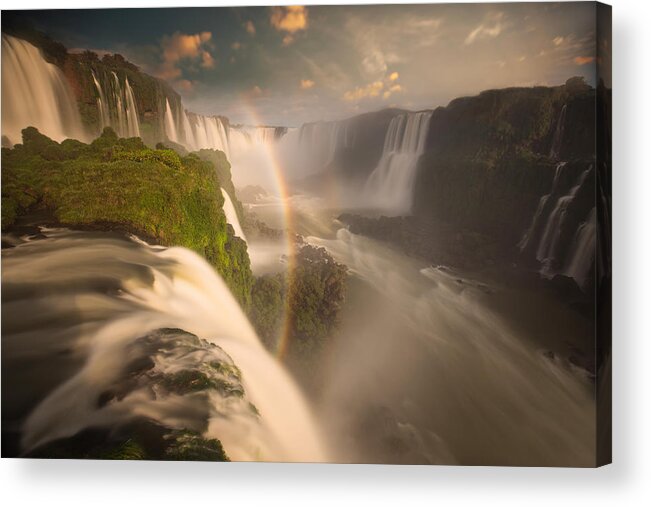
[413,79,597,244]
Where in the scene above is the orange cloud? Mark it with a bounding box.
[244,21,256,36]
[231,41,241,50]
[574,56,595,66]
[344,71,404,102]
[344,80,384,102]
[300,79,315,90]
[158,31,215,79]
[270,6,308,45]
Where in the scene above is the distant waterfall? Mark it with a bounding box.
[221,188,247,242]
[298,120,355,169]
[1,34,85,145]
[519,162,595,288]
[166,108,230,156]
[549,104,567,160]
[363,111,433,215]
[562,207,596,288]
[90,70,141,138]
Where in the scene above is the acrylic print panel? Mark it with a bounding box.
[1,2,611,466]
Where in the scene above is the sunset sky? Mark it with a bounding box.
[5,3,600,125]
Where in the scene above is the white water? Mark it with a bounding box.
[562,207,597,288]
[363,111,433,214]
[163,98,179,144]
[124,78,140,138]
[308,228,595,465]
[221,188,247,242]
[88,70,142,138]
[536,167,591,276]
[1,34,85,145]
[550,104,567,159]
[3,230,325,462]
[91,71,110,129]
[285,120,355,175]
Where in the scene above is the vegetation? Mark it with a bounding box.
[250,244,348,360]
[28,421,230,462]
[1,127,252,305]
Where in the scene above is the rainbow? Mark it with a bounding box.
[237,103,298,360]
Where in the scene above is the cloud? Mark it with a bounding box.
[231,41,241,50]
[300,79,315,90]
[553,36,565,46]
[175,79,195,93]
[270,6,309,45]
[244,21,256,36]
[158,31,215,80]
[574,56,595,66]
[344,80,384,102]
[464,12,506,45]
[343,71,404,102]
[270,6,309,33]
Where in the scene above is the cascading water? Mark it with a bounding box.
[550,104,567,160]
[91,71,110,129]
[288,120,355,174]
[163,98,179,144]
[124,78,140,138]
[307,228,595,465]
[90,70,141,138]
[362,111,433,214]
[519,161,595,287]
[562,207,597,288]
[2,228,325,462]
[174,109,230,156]
[221,188,247,242]
[1,34,85,145]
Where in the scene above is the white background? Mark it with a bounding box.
[1,0,649,505]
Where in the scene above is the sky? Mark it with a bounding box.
[4,3,599,126]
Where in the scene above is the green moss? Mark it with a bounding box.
[249,244,348,359]
[164,430,229,462]
[1,127,252,306]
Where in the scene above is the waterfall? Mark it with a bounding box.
[550,104,567,160]
[163,98,179,143]
[221,188,247,242]
[91,71,110,130]
[175,109,230,156]
[3,229,326,462]
[290,120,355,173]
[88,70,142,138]
[519,162,567,251]
[519,161,595,286]
[363,111,433,215]
[562,207,597,288]
[124,78,140,138]
[1,34,85,145]
[536,167,591,275]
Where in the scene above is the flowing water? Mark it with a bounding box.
[363,111,433,214]
[1,34,85,145]
[2,228,326,462]
[221,188,247,242]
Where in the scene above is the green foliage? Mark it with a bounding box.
[194,148,245,225]
[1,127,252,306]
[249,244,348,359]
[163,430,230,462]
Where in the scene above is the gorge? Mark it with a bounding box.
[1,26,610,466]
